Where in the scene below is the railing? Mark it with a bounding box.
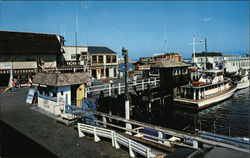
[87,77,160,96]
[37,93,57,102]
[193,119,249,138]
[74,110,250,153]
[78,123,157,158]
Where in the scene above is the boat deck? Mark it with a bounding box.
[174,84,237,106]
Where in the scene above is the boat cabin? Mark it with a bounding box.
[181,70,231,100]
[32,72,91,115]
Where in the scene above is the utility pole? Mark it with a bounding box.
[122,47,132,134]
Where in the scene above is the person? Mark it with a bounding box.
[11,79,18,91]
[28,77,32,87]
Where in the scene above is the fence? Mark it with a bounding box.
[77,123,157,158]
[87,77,160,96]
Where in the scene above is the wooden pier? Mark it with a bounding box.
[86,77,160,97]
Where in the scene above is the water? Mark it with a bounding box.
[135,87,250,137]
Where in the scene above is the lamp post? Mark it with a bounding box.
[122,47,132,134]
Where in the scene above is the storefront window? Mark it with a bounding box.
[92,55,97,63]
[106,55,111,63]
[98,56,103,63]
[112,55,117,63]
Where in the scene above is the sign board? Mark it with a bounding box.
[0,62,12,69]
[26,88,35,104]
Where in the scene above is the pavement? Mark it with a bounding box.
[0,88,130,158]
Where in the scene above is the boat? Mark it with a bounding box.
[174,70,237,110]
[235,69,250,90]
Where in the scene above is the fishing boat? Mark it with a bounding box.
[174,70,237,110]
[235,69,249,90]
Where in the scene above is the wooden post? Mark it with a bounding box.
[122,47,132,134]
[142,80,144,90]
[118,83,121,95]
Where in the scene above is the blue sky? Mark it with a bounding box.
[0,1,249,59]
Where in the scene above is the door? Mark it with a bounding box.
[76,84,85,107]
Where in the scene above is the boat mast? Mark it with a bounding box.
[192,34,196,63]
[205,37,207,70]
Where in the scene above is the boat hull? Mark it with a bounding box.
[237,80,250,90]
[174,85,237,110]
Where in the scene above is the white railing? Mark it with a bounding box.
[87,77,160,96]
[78,123,157,158]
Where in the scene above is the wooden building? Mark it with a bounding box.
[137,59,190,97]
[0,31,64,87]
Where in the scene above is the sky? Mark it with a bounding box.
[0,1,249,59]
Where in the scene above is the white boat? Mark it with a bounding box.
[236,69,250,90]
[174,70,237,110]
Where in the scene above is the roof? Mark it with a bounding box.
[0,31,62,55]
[151,59,189,68]
[192,52,222,57]
[33,72,91,86]
[88,46,117,54]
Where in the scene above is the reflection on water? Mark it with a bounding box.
[139,87,249,137]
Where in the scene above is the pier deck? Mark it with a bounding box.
[0,88,130,158]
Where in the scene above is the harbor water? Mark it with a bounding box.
[135,87,250,137]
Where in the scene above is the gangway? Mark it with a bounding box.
[69,109,250,153]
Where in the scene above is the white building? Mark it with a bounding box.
[192,52,223,69]
[32,72,91,116]
[223,55,250,74]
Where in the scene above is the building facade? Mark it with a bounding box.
[62,46,118,79]
[0,31,64,87]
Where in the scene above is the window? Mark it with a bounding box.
[92,55,97,63]
[98,56,103,63]
[112,55,117,63]
[106,55,111,63]
[71,54,76,59]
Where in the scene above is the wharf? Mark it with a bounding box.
[0,88,130,158]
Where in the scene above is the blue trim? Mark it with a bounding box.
[38,93,57,102]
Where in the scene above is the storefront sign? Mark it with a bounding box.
[0,62,12,69]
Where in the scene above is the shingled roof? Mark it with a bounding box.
[88,46,117,54]
[151,59,189,68]
[192,52,222,57]
[0,31,62,55]
[33,72,91,86]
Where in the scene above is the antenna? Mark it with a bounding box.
[81,0,90,46]
[75,2,79,64]
[164,25,167,54]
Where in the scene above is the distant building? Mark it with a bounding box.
[192,52,223,69]
[223,55,250,74]
[154,52,182,62]
[61,46,118,79]
[0,31,64,87]
[88,46,118,79]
